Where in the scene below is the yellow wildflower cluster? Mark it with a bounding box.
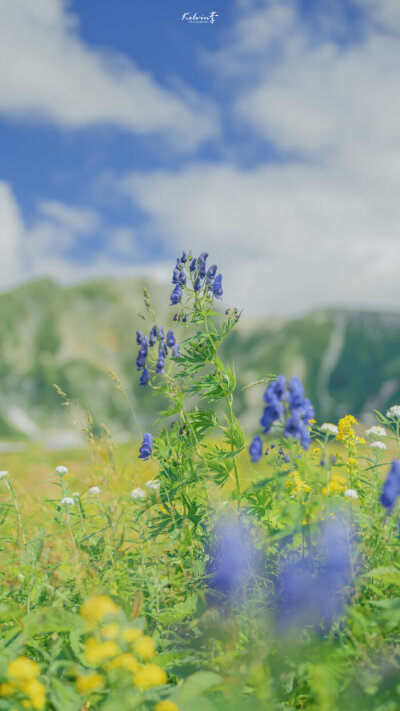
[286,471,311,499]
[336,415,365,446]
[76,594,169,701]
[322,473,347,496]
[155,702,179,711]
[0,656,45,709]
[80,594,120,625]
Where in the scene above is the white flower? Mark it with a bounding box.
[0,471,9,479]
[130,487,146,500]
[370,441,386,450]
[145,479,160,491]
[55,466,68,475]
[321,423,339,436]
[60,497,74,506]
[344,489,359,499]
[88,486,101,495]
[72,491,80,498]
[386,405,400,418]
[365,426,387,438]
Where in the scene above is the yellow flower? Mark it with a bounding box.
[108,653,140,672]
[133,664,167,689]
[322,474,347,496]
[101,623,120,640]
[134,635,156,660]
[80,595,120,624]
[336,415,365,446]
[8,657,40,682]
[155,701,179,711]
[0,682,15,696]
[122,627,143,643]
[84,638,119,665]
[76,672,104,695]
[23,679,46,710]
[286,471,311,498]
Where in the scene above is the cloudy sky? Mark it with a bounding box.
[1,0,400,316]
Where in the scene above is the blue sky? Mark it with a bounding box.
[0,0,400,316]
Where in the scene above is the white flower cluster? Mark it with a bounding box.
[344,489,359,499]
[386,405,400,418]
[88,486,101,495]
[321,423,339,436]
[130,488,146,500]
[55,466,68,475]
[0,470,9,479]
[370,441,386,450]
[146,480,160,491]
[365,426,387,438]
[60,497,74,506]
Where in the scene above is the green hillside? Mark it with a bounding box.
[0,278,399,443]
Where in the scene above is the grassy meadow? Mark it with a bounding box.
[1,252,400,711]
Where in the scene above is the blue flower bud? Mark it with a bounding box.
[212,274,223,299]
[172,344,180,357]
[136,346,148,370]
[189,258,197,272]
[194,276,202,292]
[156,351,165,374]
[136,330,145,345]
[178,272,186,286]
[198,260,206,278]
[207,264,218,278]
[181,251,187,263]
[166,330,176,347]
[170,285,183,304]
[139,367,150,386]
[172,268,180,284]
[249,435,263,463]
[139,433,153,460]
[163,343,168,356]
[149,332,156,346]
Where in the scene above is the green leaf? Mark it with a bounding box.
[363,567,400,585]
[170,671,222,703]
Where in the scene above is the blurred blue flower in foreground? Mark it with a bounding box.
[277,514,354,633]
[205,516,262,606]
[380,460,400,510]
[139,433,154,460]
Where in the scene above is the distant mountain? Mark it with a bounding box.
[0,278,399,444]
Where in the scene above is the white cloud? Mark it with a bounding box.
[38,201,100,233]
[0,182,24,288]
[0,0,217,149]
[118,0,400,316]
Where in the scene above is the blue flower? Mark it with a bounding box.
[170,285,183,304]
[381,461,400,510]
[205,516,262,605]
[136,330,145,345]
[166,330,176,347]
[198,259,207,278]
[139,367,150,386]
[277,515,353,632]
[139,433,153,460]
[178,272,186,286]
[181,251,187,263]
[156,351,165,374]
[172,344,180,358]
[149,331,156,346]
[212,274,223,299]
[136,346,148,371]
[194,276,202,292]
[249,435,263,462]
[172,268,180,284]
[189,257,197,272]
[260,395,283,433]
[207,264,218,278]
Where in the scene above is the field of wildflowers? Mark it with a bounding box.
[1,251,400,710]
